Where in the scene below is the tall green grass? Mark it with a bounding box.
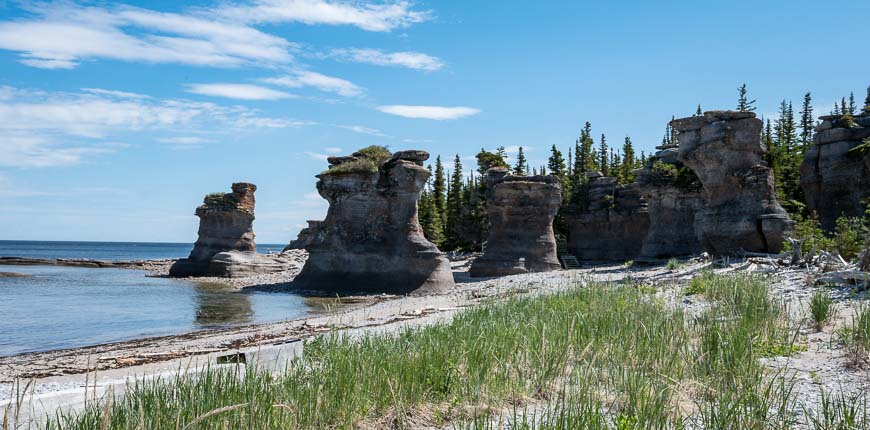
[11,273,859,429]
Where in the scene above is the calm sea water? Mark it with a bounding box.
[0,240,288,261]
[0,241,307,357]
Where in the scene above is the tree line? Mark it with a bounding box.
[418,83,870,254]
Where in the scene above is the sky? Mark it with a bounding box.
[1,0,869,244]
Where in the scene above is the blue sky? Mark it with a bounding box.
[1,0,869,244]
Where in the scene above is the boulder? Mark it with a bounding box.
[800,113,870,231]
[469,168,562,277]
[673,111,793,255]
[170,183,288,278]
[635,153,704,261]
[294,148,454,295]
[565,173,650,261]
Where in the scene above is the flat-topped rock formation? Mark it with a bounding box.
[565,173,650,261]
[635,148,704,261]
[283,220,323,251]
[170,183,292,278]
[294,147,455,295]
[673,111,792,255]
[469,168,562,277]
[800,113,870,231]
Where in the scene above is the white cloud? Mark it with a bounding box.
[0,86,314,167]
[216,0,431,32]
[262,70,363,97]
[377,105,480,120]
[81,88,152,99]
[0,3,295,69]
[324,147,342,153]
[187,83,294,100]
[0,173,52,197]
[337,124,388,136]
[156,136,213,145]
[304,151,332,161]
[326,48,442,70]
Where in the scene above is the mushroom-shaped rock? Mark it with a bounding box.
[469,168,562,277]
[673,111,793,255]
[294,148,454,295]
[170,183,293,277]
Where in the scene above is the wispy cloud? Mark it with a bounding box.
[0,3,295,69]
[81,88,152,99]
[304,151,332,161]
[216,0,431,32]
[187,83,295,100]
[262,70,363,97]
[336,124,388,137]
[377,105,480,120]
[324,147,342,154]
[0,86,314,167]
[326,48,442,71]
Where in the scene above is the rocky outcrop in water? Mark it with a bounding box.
[800,113,870,231]
[565,173,650,261]
[294,148,455,294]
[635,146,705,261]
[673,111,792,255]
[284,220,323,251]
[170,183,292,278]
[469,168,562,276]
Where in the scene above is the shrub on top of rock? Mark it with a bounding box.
[321,145,392,176]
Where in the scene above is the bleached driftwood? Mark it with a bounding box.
[815,270,870,288]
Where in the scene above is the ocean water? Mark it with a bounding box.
[0,241,307,357]
[0,240,288,261]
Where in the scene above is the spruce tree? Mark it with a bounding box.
[547,145,566,179]
[444,155,464,250]
[773,100,802,212]
[598,134,609,176]
[514,147,528,175]
[848,92,857,115]
[432,156,447,232]
[619,136,636,184]
[799,92,814,150]
[864,85,870,114]
[579,122,596,172]
[475,149,508,176]
[695,105,702,116]
[737,83,757,112]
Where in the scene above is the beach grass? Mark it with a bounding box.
[17,273,858,429]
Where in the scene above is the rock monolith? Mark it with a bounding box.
[800,113,870,231]
[469,168,562,277]
[294,147,455,294]
[283,220,323,251]
[673,111,792,255]
[170,183,292,277]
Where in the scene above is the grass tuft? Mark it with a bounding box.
[809,290,834,331]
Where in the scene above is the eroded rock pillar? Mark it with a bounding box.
[469,168,562,277]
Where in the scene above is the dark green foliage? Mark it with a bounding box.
[864,85,870,114]
[354,145,392,162]
[432,156,447,230]
[618,136,636,185]
[695,104,702,116]
[737,83,756,112]
[784,212,868,261]
[800,92,814,151]
[443,155,465,251]
[650,160,702,192]
[321,145,391,176]
[514,146,528,176]
[770,100,805,214]
[547,145,566,179]
[475,149,508,176]
[598,134,609,176]
[202,192,239,209]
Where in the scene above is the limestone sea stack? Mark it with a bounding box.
[800,113,870,231]
[170,183,292,277]
[635,145,705,261]
[283,220,323,251]
[293,147,455,295]
[564,173,650,261]
[672,111,792,255]
[469,167,562,277]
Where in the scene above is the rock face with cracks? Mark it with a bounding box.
[294,148,455,295]
[800,113,870,232]
[636,147,705,261]
[469,168,562,277]
[673,111,792,255]
[170,183,292,278]
[283,220,323,251]
[565,173,650,261]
